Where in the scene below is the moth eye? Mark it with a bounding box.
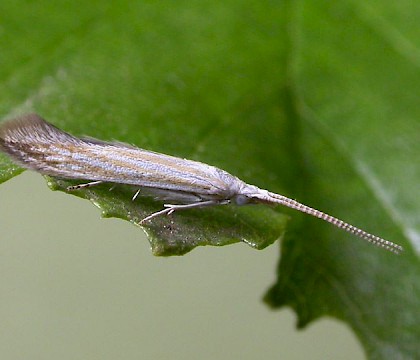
[233,194,249,206]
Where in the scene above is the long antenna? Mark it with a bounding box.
[255,191,403,254]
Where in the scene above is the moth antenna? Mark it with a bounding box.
[256,191,403,254]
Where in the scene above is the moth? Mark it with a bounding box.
[0,114,403,254]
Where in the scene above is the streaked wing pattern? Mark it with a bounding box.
[0,114,241,198]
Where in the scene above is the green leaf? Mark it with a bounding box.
[264,1,420,359]
[47,178,286,256]
[0,0,419,357]
[0,0,288,255]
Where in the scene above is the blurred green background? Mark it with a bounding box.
[0,172,363,359]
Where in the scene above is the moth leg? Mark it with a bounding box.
[163,200,229,215]
[140,200,228,224]
[132,188,141,201]
[67,180,104,191]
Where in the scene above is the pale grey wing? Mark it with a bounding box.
[79,144,243,197]
[0,114,243,200]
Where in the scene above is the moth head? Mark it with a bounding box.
[231,184,265,205]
